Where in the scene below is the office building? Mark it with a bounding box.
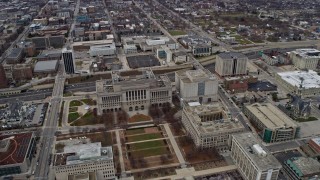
[96,70,172,115]
[215,52,248,77]
[0,133,36,177]
[62,48,75,74]
[6,48,24,64]
[230,132,282,180]
[0,64,8,88]
[89,43,116,57]
[243,103,299,143]
[182,102,245,151]
[283,157,320,180]
[290,49,320,70]
[309,137,320,154]
[54,143,115,180]
[173,51,188,63]
[34,60,59,74]
[192,44,212,56]
[179,35,212,56]
[175,68,218,104]
[156,45,172,63]
[123,44,137,54]
[275,70,320,97]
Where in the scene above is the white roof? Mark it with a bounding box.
[188,102,201,106]
[277,70,320,89]
[311,137,320,146]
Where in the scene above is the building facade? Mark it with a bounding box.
[175,69,218,104]
[54,143,115,180]
[230,132,282,180]
[62,48,75,74]
[123,44,137,54]
[215,52,248,77]
[0,64,8,88]
[96,70,172,115]
[290,49,320,70]
[243,103,299,143]
[182,102,245,152]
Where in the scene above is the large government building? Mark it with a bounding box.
[230,132,282,180]
[181,102,245,152]
[289,49,320,70]
[96,70,172,115]
[243,103,299,143]
[215,52,248,77]
[175,68,218,104]
[54,143,115,180]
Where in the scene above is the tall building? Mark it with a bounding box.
[0,133,36,177]
[215,52,248,77]
[96,70,172,115]
[0,64,8,88]
[289,49,320,70]
[175,68,218,104]
[54,143,115,180]
[181,102,245,151]
[243,103,299,143]
[62,48,75,74]
[230,132,282,180]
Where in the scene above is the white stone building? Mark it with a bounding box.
[215,52,248,77]
[54,143,115,180]
[230,132,282,180]
[290,49,320,70]
[96,70,172,115]
[175,68,218,104]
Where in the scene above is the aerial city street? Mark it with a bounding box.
[0,0,320,179]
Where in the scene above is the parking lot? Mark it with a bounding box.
[127,55,160,69]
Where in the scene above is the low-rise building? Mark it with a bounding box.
[89,43,116,57]
[290,49,320,70]
[34,60,58,74]
[54,143,115,180]
[173,51,188,63]
[243,103,299,143]
[283,157,320,180]
[0,133,36,177]
[182,102,245,151]
[275,70,320,97]
[309,137,320,154]
[230,132,282,180]
[156,45,172,63]
[123,44,137,54]
[175,68,218,104]
[96,70,172,115]
[224,76,258,93]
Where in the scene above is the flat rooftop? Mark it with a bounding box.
[176,68,217,84]
[233,132,282,171]
[310,137,320,146]
[0,133,33,166]
[277,70,320,89]
[245,103,297,130]
[184,103,245,135]
[217,52,247,60]
[34,60,58,72]
[287,157,320,176]
[54,142,113,166]
[291,48,320,59]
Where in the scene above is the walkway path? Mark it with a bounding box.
[163,123,186,168]
[115,130,126,177]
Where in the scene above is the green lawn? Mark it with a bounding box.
[295,117,318,122]
[129,140,166,150]
[130,147,168,158]
[69,107,78,112]
[86,132,113,146]
[68,112,80,123]
[63,92,73,97]
[70,111,96,126]
[169,30,187,36]
[70,100,83,107]
[81,99,96,105]
[126,128,145,135]
[127,133,162,142]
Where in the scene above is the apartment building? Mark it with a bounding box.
[215,52,248,77]
[289,49,320,70]
[230,132,282,180]
[96,70,172,115]
[182,102,245,151]
[54,143,115,180]
[243,103,299,143]
[175,68,218,104]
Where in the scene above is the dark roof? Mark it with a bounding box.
[218,52,247,59]
[7,48,23,59]
[0,133,33,165]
